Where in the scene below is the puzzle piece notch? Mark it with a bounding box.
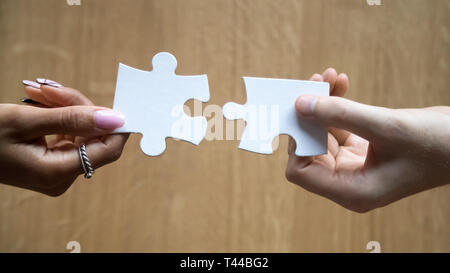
[223,77,329,156]
[112,52,210,156]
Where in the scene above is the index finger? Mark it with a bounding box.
[39,84,94,106]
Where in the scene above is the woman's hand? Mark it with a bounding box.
[286,69,450,213]
[0,79,129,196]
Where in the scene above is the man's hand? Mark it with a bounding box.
[286,69,450,212]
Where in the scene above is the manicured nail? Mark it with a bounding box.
[22,80,41,89]
[296,95,318,116]
[36,78,62,88]
[95,110,125,129]
[21,98,40,105]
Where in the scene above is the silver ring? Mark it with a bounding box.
[78,144,95,179]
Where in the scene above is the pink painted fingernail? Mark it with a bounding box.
[94,110,125,129]
[22,80,41,89]
[296,95,318,116]
[36,78,62,88]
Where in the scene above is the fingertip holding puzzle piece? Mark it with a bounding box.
[112,52,329,157]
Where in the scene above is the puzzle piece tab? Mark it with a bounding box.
[113,52,210,156]
[223,77,329,156]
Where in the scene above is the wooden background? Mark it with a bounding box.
[0,0,449,252]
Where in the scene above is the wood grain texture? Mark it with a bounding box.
[0,0,449,252]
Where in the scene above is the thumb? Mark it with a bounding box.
[295,95,394,141]
[21,105,125,139]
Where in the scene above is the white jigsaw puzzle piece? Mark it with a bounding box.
[112,52,210,156]
[223,77,329,156]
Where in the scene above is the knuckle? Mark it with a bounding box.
[342,190,378,213]
[351,205,373,214]
[46,192,63,197]
[107,145,124,162]
[285,166,298,182]
[67,88,93,106]
[0,105,24,133]
[340,195,376,213]
[317,97,348,125]
[63,93,77,106]
[45,185,71,197]
[102,137,127,163]
[40,175,74,197]
[60,108,78,132]
[335,176,379,213]
[329,98,349,124]
[59,107,88,133]
[350,198,376,213]
[285,164,309,185]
